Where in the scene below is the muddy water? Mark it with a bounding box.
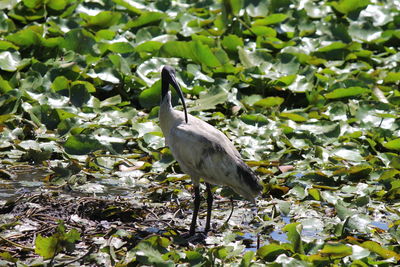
[0,166,49,200]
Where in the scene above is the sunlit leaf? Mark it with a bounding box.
[5,26,41,46]
[160,41,221,67]
[383,139,400,151]
[35,234,58,259]
[108,42,135,53]
[82,11,122,29]
[330,0,370,15]
[222,34,243,51]
[0,51,21,71]
[257,244,289,262]
[325,87,369,99]
[361,241,400,261]
[125,12,165,29]
[112,0,143,14]
[282,222,304,254]
[319,243,353,259]
[384,72,400,84]
[280,112,307,122]
[46,0,68,10]
[0,40,18,50]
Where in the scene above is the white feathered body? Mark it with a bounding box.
[159,92,262,202]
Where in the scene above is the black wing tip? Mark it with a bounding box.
[237,162,263,194]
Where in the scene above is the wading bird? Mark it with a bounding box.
[159,66,263,236]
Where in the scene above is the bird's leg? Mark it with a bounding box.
[225,197,234,224]
[189,185,201,236]
[205,183,213,233]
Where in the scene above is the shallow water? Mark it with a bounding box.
[0,167,49,200]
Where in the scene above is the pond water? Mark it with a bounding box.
[0,167,49,200]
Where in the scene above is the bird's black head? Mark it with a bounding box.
[161,66,188,123]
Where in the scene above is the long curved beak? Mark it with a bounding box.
[169,74,188,123]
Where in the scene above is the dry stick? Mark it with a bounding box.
[54,245,96,267]
[0,235,34,251]
[144,207,175,230]
[93,153,137,167]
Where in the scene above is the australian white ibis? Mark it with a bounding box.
[158,66,263,236]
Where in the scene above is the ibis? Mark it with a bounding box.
[159,66,263,236]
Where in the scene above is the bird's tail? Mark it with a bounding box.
[233,161,263,203]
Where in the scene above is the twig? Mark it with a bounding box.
[0,235,34,251]
[54,245,96,267]
[93,153,136,167]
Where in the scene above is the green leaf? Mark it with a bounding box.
[325,87,369,99]
[0,40,19,50]
[240,114,268,125]
[308,188,321,201]
[253,14,288,26]
[160,41,221,67]
[96,29,116,40]
[64,228,80,244]
[383,139,400,151]
[52,76,69,92]
[139,80,161,109]
[135,242,174,267]
[108,42,135,53]
[23,0,43,9]
[125,12,165,29]
[5,26,41,47]
[332,148,364,161]
[82,11,122,28]
[282,222,304,254]
[319,243,353,259]
[238,47,273,68]
[0,252,18,263]
[384,72,400,83]
[30,104,60,130]
[35,234,58,259]
[361,241,400,261]
[240,250,254,267]
[46,0,68,10]
[100,95,122,107]
[135,41,163,53]
[227,0,243,16]
[317,42,347,52]
[245,26,276,37]
[0,76,13,92]
[222,35,243,51]
[254,97,284,108]
[331,0,370,15]
[257,244,289,261]
[70,83,91,107]
[274,74,297,86]
[280,112,307,122]
[190,86,228,111]
[62,29,96,55]
[64,135,104,155]
[112,0,143,14]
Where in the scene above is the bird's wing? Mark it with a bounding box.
[168,116,262,201]
[167,116,239,174]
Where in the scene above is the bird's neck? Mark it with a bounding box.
[161,81,169,103]
[159,91,179,135]
[160,91,172,109]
